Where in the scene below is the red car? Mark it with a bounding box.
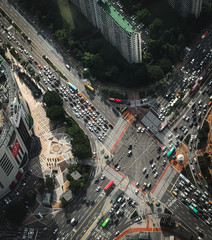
[34,60,38,64]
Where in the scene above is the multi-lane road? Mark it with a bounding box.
[0,0,212,240]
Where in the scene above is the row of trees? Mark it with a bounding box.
[66,164,91,196]
[197,120,210,149]
[43,91,92,160]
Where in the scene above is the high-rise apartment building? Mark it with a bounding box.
[168,0,202,18]
[70,0,142,63]
[0,57,34,199]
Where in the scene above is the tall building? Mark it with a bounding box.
[168,0,202,18]
[70,0,142,63]
[0,57,34,199]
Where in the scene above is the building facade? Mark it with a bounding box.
[70,0,142,63]
[168,0,202,18]
[0,57,33,199]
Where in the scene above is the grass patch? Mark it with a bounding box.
[58,0,75,28]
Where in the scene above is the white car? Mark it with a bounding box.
[136,182,139,187]
[142,167,147,174]
[101,175,105,180]
[154,172,158,178]
[137,127,141,133]
[135,189,139,195]
[96,186,101,192]
[162,146,166,152]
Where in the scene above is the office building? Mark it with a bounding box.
[70,0,142,63]
[0,57,34,199]
[168,0,202,18]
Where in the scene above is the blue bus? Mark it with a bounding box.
[68,82,78,93]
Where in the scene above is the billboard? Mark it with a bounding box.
[10,139,20,158]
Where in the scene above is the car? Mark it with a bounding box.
[96,186,101,192]
[151,163,155,169]
[137,127,141,133]
[154,172,158,178]
[149,159,153,164]
[34,60,38,64]
[115,231,120,236]
[38,65,43,70]
[162,160,166,166]
[145,172,149,178]
[116,165,121,171]
[135,217,141,222]
[147,182,151,188]
[127,150,132,157]
[162,146,167,151]
[94,179,99,184]
[136,182,139,187]
[53,228,58,234]
[135,189,139,194]
[101,175,105,180]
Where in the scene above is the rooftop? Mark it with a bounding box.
[98,1,135,34]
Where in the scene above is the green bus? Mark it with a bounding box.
[189,205,198,213]
[167,146,175,157]
[102,217,110,228]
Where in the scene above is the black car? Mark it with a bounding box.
[128,144,132,150]
[149,159,153,164]
[157,147,161,153]
[94,179,99,184]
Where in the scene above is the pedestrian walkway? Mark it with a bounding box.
[104,117,129,152]
[13,68,76,214]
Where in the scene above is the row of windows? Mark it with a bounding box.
[0,153,14,176]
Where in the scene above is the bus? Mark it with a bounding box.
[68,82,78,93]
[167,146,175,157]
[189,204,198,213]
[102,217,110,228]
[84,83,94,92]
[108,98,122,104]
[104,180,114,192]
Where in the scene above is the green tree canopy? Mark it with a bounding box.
[149,18,163,39]
[43,91,63,107]
[46,105,65,121]
[147,65,164,82]
[136,8,151,25]
[83,52,104,70]
[158,58,172,73]
[6,200,27,225]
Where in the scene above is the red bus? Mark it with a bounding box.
[201,31,208,39]
[108,98,122,104]
[190,83,199,94]
[104,180,114,192]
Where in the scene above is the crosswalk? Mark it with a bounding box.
[122,110,135,123]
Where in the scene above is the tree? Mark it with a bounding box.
[104,65,119,81]
[46,105,65,121]
[43,91,63,107]
[83,52,104,70]
[45,177,55,192]
[82,69,92,79]
[149,18,163,39]
[136,8,151,25]
[158,58,172,73]
[147,39,162,58]
[147,65,164,82]
[6,200,27,225]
